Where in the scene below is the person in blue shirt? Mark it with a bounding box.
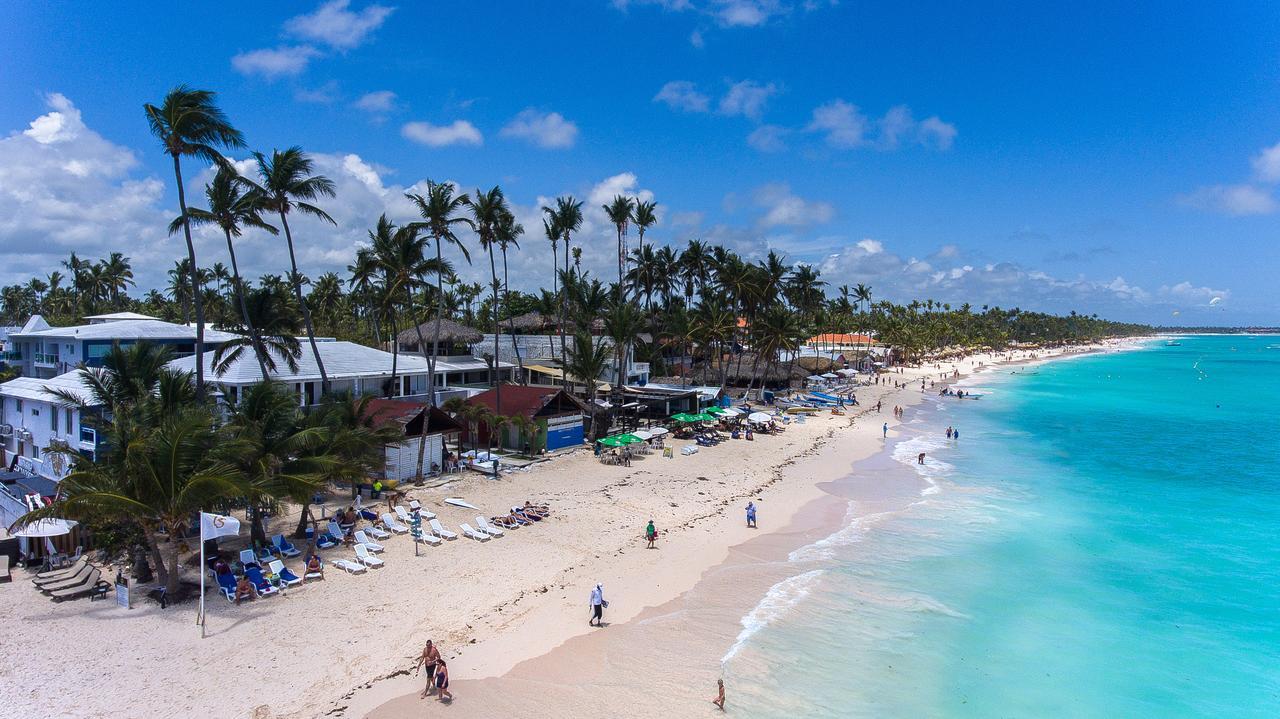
[746,501,757,528]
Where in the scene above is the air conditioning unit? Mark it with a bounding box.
[0,424,11,436]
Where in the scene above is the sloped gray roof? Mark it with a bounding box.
[15,319,240,343]
[0,370,95,405]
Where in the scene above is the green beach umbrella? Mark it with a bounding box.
[705,407,727,416]
[599,436,625,447]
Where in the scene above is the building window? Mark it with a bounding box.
[50,406,57,432]
[15,399,22,413]
[65,408,72,435]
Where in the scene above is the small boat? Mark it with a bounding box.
[1165,340,1182,346]
[785,406,821,414]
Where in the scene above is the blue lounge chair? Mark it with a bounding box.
[214,571,237,601]
[238,549,260,571]
[316,529,340,549]
[256,546,276,564]
[245,566,278,596]
[272,534,301,558]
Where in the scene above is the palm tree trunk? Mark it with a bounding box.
[223,228,271,381]
[488,249,502,433]
[427,242,444,407]
[501,247,524,383]
[561,238,571,395]
[279,212,330,394]
[388,312,399,398]
[171,156,206,402]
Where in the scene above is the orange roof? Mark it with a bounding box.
[807,333,876,345]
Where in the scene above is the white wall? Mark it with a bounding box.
[0,395,81,480]
[383,434,445,482]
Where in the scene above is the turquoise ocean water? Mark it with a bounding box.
[722,336,1280,717]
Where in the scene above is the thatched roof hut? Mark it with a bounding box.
[694,352,794,387]
[793,355,840,373]
[397,318,484,351]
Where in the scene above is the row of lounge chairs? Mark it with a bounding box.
[30,556,109,602]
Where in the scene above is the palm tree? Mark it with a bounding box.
[101,252,135,308]
[543,196,583,394]
[174,166,279,380]
[603,297,645,392]
[603,195,635,293]
[244,147,337,394]
[470,186,511,412]
[495,210,525,381]
[144,86,245,401]
[631,199,657,254]
[368,214,427,398]
[565,331,609,439]
[405,181,473,408]
[210,284,303,378]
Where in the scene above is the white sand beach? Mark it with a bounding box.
[0,344,1126,719]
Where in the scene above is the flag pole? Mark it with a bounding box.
[199,513,206,639]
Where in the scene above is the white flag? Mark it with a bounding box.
[200,512,240,540]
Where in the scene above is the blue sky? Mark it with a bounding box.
[2,1,1277,324]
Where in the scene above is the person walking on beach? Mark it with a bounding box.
[434,658,452,702]
[746,501,757,528]
[711,678,726,710]
[883,422,889,438]
[589,583,607,626]
[918,452,927,465]
[415,639,442,698]
[645,519,657,548]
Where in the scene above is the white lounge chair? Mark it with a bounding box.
[303,557,325,582]
[328,521,349,545]
[365,523,390,540]
[332,559,367,574]
[428,518,458,540]
[381,512,410,534]
[353,544,384,568]
[409,500,437,520]
[475,516,505,537]
[394,505,413,523]
[353,530,384,553]
[267,559,303,587]
[460,523,490,542]
[239,549,259,568]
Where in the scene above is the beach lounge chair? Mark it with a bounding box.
[303,557,324,582]
[475,516,505,537]
[50,568,103,602]
[381,512,410,534]
[328,522,349,545]
[267,560,302,587]
[332,559,366,574]
[416,528,442,546]
[365,523,390,540]
[459,523,490,542]
[408,500,437,520]
[353,544,384,568]
[257,546,277,564]
[353,530,384,553]
[39,562,94,593]
[394,505,417,524]
[428,518,458,540]
[214,570,237,600]
[245,566,278,596]
[33,556,88,586]
[239,549,260,570]
[272,534,301,558]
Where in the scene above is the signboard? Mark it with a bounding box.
[115,575,129,609]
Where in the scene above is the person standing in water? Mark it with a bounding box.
[953,428,960,440]
[711,678,726,710]
[946,426,953,439]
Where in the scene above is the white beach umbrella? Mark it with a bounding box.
[632,429,653,440]
[806,375,824,382]
[747,412,772,423]
[821,372,839,379]
[720,407,743,416]
[649,427,669,436]
[12,518,77,538]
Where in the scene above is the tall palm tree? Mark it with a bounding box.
[245,147,337,394]
[470,186,510,414]
[603,297,645,391]
[173,166,278,380]
[144,86,245,401]
[210,284,304,378]
[565,331,610,439]
[603,195,635,293]
[495,210,525,381]
[101,252,135,308]
[405,181,473,407]
[631,199,657,254]
[543,196,583,394]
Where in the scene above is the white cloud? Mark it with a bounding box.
[806,100,869,149]
[753,183,834,228]
[654,81,711,113]
[353,90,398,113]
[401,120,483,147]
[690,29,706,47]
[613,0,815,28]
[499,109,579,149]
[808,100,956,151]
[285,0,395,50]
[747,124,789,152]
[718,79,778,120]
[856,238,883,254]
[1251,141,1280,182]
[1179,184,1277,216]
[231,46,321,79]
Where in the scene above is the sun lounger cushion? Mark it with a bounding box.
[49,568,100,601]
